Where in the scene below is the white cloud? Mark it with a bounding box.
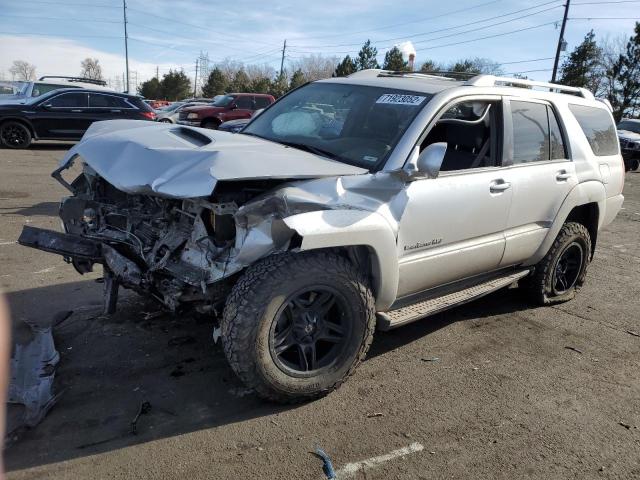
[0,35,188,89]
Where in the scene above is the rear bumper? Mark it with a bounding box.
[603,194,624,227]
[18,226,102,260]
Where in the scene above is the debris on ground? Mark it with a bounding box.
[130,401,152,435]
[6,318,61,440]
[626,330,640,337]
[313,447,336,479]
[619,421,632,430]
[367,412,384,418]
[420,357,440,363]
[564,346,583,354]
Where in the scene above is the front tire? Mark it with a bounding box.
[221,252,376,403]
[631,158,640,171]
[0,121,32,149]
[524,222,591,305]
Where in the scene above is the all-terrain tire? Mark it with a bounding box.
[0,121,32,149]
[524,222,591,305]
[221,252,376,403]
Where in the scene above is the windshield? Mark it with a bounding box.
[212,95,235,107]
[160,102,184,112]
[242,82,432,169]
[618,121,640,134]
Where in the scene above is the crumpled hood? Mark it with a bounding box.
[60,120,367,198]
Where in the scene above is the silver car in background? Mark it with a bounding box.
[155,101,208,123]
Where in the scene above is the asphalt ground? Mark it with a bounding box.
[1,142,639,479]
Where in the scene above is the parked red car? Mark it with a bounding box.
[177,93,274,129]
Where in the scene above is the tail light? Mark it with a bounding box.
[141,111,156,120]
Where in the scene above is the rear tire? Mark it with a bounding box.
[0,121,32,149]
[221,252,376,403]
[524,222,591,305]
[632,158,640,171]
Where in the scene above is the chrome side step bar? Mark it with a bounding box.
[377,269,530,331]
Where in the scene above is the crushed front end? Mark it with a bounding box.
[19,161,285,315]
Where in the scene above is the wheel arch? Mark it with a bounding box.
[525,181,605,265]
[283,210,399,311]
[0,117,37,139]
[200,117,221,127]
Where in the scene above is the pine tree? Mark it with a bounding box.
[202,67,227,97]
[227,69,250,93]
[289,69,306,90]
[356,40,379,70]
[559,30,603,93]
[334,55,357,77]
[138,77,162,99]
[270,73,289,98]
[382,47,408,71]
[419,60,440,73]
[159,70,191,100]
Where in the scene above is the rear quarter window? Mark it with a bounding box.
[569,104,619,156]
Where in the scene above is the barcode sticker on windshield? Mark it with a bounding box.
[376,94,426,106]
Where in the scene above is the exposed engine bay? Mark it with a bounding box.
[55,170,297,313]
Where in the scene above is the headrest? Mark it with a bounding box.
[445,122,487,151]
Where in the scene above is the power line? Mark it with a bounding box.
[289,0,563,49]
[0,13,120,23]
[421,20,558,51]
[126,6,281,48]
[570,16,640,19]
[291,0,505,41]
[5,0,119,7]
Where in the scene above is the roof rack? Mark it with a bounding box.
[38,76,108,87]
[465,75,594,100]
[347,69,459,81]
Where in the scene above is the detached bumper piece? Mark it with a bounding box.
[18,226,102,260]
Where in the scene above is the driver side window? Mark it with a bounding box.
[420,100,501,172]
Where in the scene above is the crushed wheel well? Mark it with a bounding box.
[565,203,599,258]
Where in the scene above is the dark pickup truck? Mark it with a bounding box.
[177,93,274,129]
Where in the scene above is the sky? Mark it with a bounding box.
[1,0,639,90]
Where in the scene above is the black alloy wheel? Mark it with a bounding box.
[269,287,351,377]
[552,242,584,295]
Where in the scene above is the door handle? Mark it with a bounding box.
[556,171,572,181]
[110,109,121,113]
[71,109,82,113]
[490,180,511,193]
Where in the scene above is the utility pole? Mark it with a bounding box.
[123,0,130,93]
[279,39,287,78]
[156,65,159,79]
[193,58,199,98]
[551,0,570,83]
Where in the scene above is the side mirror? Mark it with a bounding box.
[405,143,447,179]
[41,103,52,110]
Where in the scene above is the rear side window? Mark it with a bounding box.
[32,83,79,96]
[235,96,255,109]
[255,97,271,109]
[569,104,619,156]
[89,94,132,108]
[49,92,88,108]
[511,100,567,164]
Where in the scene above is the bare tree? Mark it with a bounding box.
[9,60,36,81]
[217,58,245,84]
[289,54,339,82]
[245,63,276,83]
[598,34,627,99]
[80,58,103,80]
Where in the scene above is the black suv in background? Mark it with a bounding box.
[0,88,156,148]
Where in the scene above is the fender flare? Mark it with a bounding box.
[524,180,606,266]
[283,209,398,311]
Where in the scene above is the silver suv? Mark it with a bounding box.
[19,70,625,403]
